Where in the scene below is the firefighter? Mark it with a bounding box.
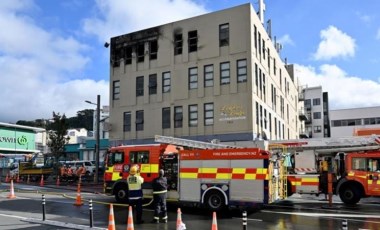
[151,169,168,224]
[320,160,329,200]
[60,165,67,177]
[76,164,86,178]
[127,165,144,224]
[67,165,74,180]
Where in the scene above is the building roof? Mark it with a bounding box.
[0,122,45,132]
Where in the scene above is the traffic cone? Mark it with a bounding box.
[211,212,218,230]
[40,175,44,186]
[176,208,186,230]
[5,173,9,183]
[7,180,16,199]
[73,182,83,206]
[108,204,116,230]
[127,205,134,230]
[56,176,60,186]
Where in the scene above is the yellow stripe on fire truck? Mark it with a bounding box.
[107,164,159,181]
[180,167,269,180]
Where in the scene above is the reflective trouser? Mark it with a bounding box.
[153,193,167,220]
[129,198,143,222]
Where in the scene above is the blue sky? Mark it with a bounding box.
[1,0,380,123]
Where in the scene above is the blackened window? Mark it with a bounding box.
[220,62,230,85]
[137,43,144,62]
[136,76,144,97]
[188,67,198,89]
[237,59,247,82]
[188,30,198,52]
[123,112,131,132]
[149,40,158,60]
[204,103,214,126]
[189,104,198,127]
[162,107,171,129]
[149,74,157,95]
[113,80,120,100]
[174,106,183,128]
[162,72,171,93]
[204,64,214,87]
[174,33,183,55]
[136,110,144,131]
[219,23,229,47]
[124,46,132,65]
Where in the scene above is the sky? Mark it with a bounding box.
[1,0,380,123]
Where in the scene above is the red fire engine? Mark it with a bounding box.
[104,136,286,210]
[269,135,380,204]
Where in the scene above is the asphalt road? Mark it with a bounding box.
[1,182,380,229]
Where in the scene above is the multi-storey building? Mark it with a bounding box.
[298,85,330,138]
[108,3,303,146]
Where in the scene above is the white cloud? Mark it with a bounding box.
[313,26,356,61]
[277,34,294,46]
[296,64,380,109]
[356,11,372,24]
[82,0,208,42]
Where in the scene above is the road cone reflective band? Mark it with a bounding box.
[40,175,44,186]
[74,182,84,206]
[8,180,16,199]
[56,176,60,186]
[108,204,116,230]
[176,208,186,230]
[127,205,134,230]
[211,212,218,230]
[5,173,9,183]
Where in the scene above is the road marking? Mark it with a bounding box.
[232,217,263,222]
[262,210,380,220]
[0,212,27,220]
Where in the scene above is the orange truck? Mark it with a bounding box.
[104,140,285,210]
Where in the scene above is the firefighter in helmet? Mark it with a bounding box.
[127,164,144,224]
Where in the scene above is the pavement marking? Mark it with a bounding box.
[232,217,263,222]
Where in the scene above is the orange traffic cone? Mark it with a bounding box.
[7,180,16,199]
[56,176,60,186]
[108,204,116,230]
[5,173,9,183]
[40,175,44,186]
[211,212,218,230]
[27,174,30,184]
[127,205,134,230]
[176,208,186,230]
[73,183,83,206]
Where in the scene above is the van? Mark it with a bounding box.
[63,160,95,176]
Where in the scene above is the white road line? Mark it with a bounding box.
[0,212,27,220]
[262,210,380,219]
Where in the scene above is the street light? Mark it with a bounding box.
[85,95,100,183]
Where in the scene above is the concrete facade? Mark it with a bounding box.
[330,106,380,137]
[108,4,302,146]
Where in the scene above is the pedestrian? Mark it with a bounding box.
[151,169,168,224]
[127,165,144,224]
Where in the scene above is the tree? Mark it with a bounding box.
[47,112,70,162]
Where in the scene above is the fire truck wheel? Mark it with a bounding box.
[204,191,226,211]
[114,185,129,203]
[339,185,361,205]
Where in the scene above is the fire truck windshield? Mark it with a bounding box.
[106,151,124,166]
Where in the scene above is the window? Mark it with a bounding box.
[188,67,198,89]
[136,110,144,131]
[204,65,214,87]
[162,72,171,93]
[364,117,380,125]
[254,25,257,50]
[149,40,158,60]
[237,59,247,82]
[220,62,230,85]
[174,106,183,128]
[162,107,171,129]
[129,151,149,164]
[204,103,214,126]
[305,99,311,109]
[189,104,198,127]
[352,158,367,171]
[136,76,144,97]
[174,33,183,55]
[188,30,198,52]
[123,112,131,132]
[313,98,321,105]
[137,43,145,62]
[124,46,132,65]
[314,125,322,133]
[273,58,277,75]
[149,74,157,95]
[313,112,321,119]
[219,23,229,47]
[112,80,120,100]
[262,39,266,59]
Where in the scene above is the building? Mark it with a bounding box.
[330,106,380,137]
[108,3,303,146]
[0,122,45,169]
[298,85,330,138]
[66,128,89,144]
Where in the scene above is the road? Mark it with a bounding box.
[1,182,380,229]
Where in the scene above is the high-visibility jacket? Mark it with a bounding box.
[127,174,144,199]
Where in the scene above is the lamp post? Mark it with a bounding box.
[85,95,100,183]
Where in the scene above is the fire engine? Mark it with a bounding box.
[104,135,286,210]
[269,135,380,204]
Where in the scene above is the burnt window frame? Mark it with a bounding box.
[188,30,198,53]
[124,46,133,65]
[174,33,183,55]
[149,40,158,60]
[219,23,229,47]
[137,43,145,63]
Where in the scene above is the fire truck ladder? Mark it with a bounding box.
[154,135,241,149]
